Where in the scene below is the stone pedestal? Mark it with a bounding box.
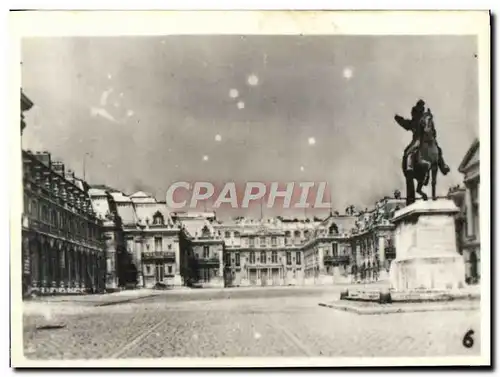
[389,199,466,291]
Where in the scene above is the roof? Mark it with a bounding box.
[318,215,357,233]
[134,203,172,224]
[88,188,108,197]
[110,192,132,203]
[89,194,111,219]
[130,191,157,204]
[458,138,480,173]
[181,218,215,238]
[115,202,137,224]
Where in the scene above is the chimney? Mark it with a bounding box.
[52,161,65,177]
[35,151,51,167]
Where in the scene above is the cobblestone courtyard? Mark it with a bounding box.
[22,286,481,359]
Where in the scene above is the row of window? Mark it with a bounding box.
[222,230,312,240]
[248,237,278,247]
[144,263,174,277]
[126,237,174,252]
[224,251,302,267]
[24,195,101,241]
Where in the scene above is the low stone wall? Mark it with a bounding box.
[340,287,481,305]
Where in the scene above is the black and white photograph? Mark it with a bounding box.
[11,10,490,367]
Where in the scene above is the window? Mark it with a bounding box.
[296,251,301,265]
[286,252,292,265]
[41,205,48,223]
[153,212,164,225]
[167,265,173,275]
[234,231,241,237]
[332,243,339,257]
[154,237,163,252]
[51,210,57,227]
[235,253,240,267]
[329,223,338,235]
[249,237,255,247]
[145,265,152,275]
[203,245,210,259]
[285,231,291,237]
[271,236,277,246]
[260,237,266,246]
[224,253,231,266]
[304,230,310,238]
[260,251,266,264]
[201,225,211,237]
[167,243,172,250]
[471,184,479,237]
[272,251,278,263]
[294,231,301,238]
[249,251,256,264]
[225,231,231,238]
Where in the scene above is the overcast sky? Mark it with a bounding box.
[21,36,478,219]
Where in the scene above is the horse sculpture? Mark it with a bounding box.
[402,109,441,205]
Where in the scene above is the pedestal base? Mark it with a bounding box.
[389,199,466,292]
[390,254,466,291]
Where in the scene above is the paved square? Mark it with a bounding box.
[23,287,481,359]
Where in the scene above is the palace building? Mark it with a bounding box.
[449,138,480,284]
[176,213,225,288]
[105,191,182,288]
[20,89,479,293]
[347,197,404,283]
[22,151,106,296]
[301,215,355,285]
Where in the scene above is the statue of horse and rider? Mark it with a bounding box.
[394,99,450,206]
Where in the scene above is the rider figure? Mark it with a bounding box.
[394,99,450,175]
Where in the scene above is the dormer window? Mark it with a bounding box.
[153,211,164,225]
[329,223,338,235]
[201,225,211,237]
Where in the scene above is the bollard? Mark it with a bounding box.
[379,288,392,304]
[340,289,349,300]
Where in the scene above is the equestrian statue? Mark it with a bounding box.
[394,100,450,205]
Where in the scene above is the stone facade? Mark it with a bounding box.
[22,151,106,296]
[105,191,182,288]
[449,138,480,284]
[301,216,354,285]
[176,213,225,288]
[348,198,405,283]
[217,218,295,287]
[87,187,124,290]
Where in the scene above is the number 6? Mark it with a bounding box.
[462,330,474,348]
